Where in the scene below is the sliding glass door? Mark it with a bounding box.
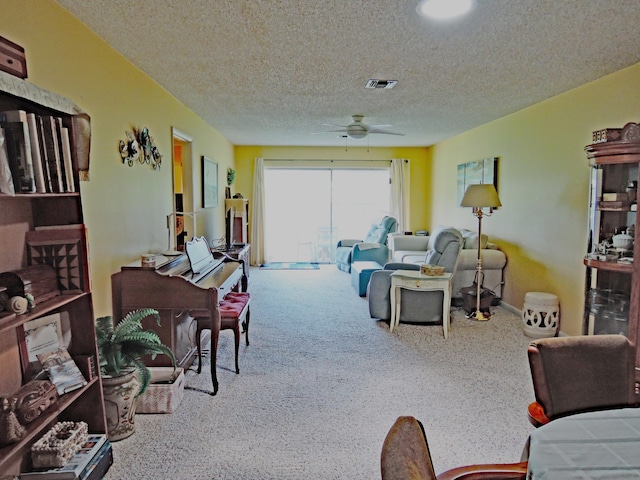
[263,167,390,263]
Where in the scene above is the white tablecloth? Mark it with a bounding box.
[526,407,640,479]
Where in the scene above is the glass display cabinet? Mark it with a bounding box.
[583,122,640,381]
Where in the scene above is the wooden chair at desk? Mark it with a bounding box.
[381,416,527,480]
[527,334,638,427]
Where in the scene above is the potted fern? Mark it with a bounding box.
[96,308,176,440]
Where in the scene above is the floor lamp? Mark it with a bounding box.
[460,184,501,321]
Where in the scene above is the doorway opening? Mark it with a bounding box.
[263,168,390,263]
[171,129,195,252]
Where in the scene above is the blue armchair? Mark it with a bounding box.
[335,216,397,273]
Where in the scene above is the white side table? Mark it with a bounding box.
[389,270,453,339]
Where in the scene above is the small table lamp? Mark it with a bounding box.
[460,184,502,320]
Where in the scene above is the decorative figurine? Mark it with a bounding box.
[8,295,28,314]
[0,396,26,445]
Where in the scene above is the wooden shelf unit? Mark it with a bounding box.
[225,198,249,245]
[583,128,640,382]
[0,73,108,476]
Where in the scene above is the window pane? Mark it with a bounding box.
[263,168,390,263]
[331,169,390,245]
[264,169,331,263]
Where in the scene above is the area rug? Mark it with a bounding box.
[260,262,319,270]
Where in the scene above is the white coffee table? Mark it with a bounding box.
[389,270,453,339]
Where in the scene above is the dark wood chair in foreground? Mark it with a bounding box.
[196,291,250,374]
[381,416,527,480]
[527,334,638,427]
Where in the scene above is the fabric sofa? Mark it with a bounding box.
[388,225,506,299]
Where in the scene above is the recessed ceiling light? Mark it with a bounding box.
[417,0,474,20]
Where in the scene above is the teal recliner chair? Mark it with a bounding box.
[335,216,397,273]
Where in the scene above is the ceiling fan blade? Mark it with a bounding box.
[367,124,393,129]
[368,129,405,136]
[311,130,347,135]
[322,123,348,128]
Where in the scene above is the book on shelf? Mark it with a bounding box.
[0,109,79,194]
[53,118,71,192]
[36,114,54,192]
[79,440,112,480]
[39,116,64,193]
[1,120,23,192]
[26,112,47,192]
[0,124,15,194]
[37,346,88,395]
[60,126,75,192]
[0,110,45,192]
[0,119,36,193]
[20,434,109,480]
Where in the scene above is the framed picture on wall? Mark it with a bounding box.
[202,156,218,208]
[457,157,498,205]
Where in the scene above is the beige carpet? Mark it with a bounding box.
[103,265,535,480]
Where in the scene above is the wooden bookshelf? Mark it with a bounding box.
[0,71,108,476]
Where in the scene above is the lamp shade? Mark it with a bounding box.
[460,184,502,208]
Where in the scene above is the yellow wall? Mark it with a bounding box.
[233,146,431,232]
[5,1,640,336]
[1,1,234,316]
[430,62,640,335]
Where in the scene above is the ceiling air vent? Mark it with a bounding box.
[365,79,398,89]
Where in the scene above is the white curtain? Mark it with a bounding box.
[390,158,410,233]
[250,158,265,266]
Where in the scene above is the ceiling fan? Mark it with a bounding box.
[313,115,404,140]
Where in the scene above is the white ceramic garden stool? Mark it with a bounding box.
[522,292,560,338]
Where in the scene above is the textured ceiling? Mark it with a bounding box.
[56,0,640,147]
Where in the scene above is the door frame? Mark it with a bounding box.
[171,128,195,251]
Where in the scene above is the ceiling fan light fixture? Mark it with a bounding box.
[417,0,474,20]
[347,130,367,140]
[313,115,403,140]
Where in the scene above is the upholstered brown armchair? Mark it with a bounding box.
[527,334,638,427]
[381,416,527,480]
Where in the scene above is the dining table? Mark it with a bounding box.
[525,406,640,479]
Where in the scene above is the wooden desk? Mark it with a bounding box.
[112,252,243,395]
[389,270,453,339]
[526,407,640,479]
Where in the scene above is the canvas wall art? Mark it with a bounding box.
[457,157,498,205]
